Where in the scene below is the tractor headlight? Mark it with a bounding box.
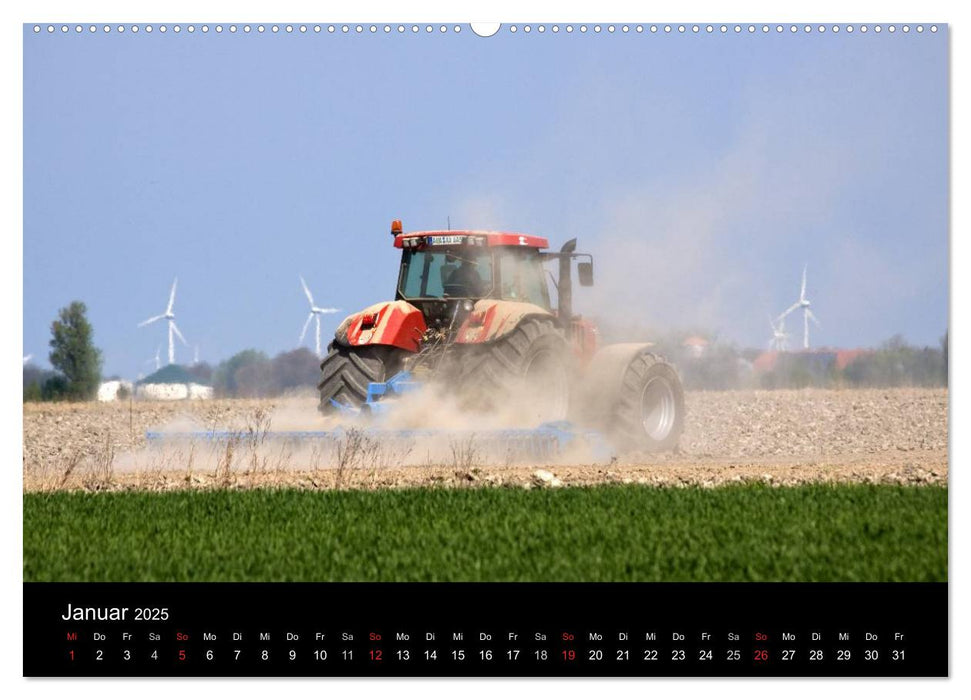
[462,300,475,312]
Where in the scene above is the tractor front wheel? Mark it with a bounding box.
[318,343,406,415]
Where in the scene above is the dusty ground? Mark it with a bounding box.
[22,388,948,491]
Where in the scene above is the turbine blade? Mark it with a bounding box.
[166,278,178,315]
[315,307,341,314]
[807,309,822,328]
[800,265,807,301]
[171,321,188,346]
[299,313,313,344]
[777,303,800,322]
[138,314,165,327]
[300,275,315,306]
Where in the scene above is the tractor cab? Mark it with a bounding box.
[395,228,550,303]
[393,224,560,328]
[392,221,593,327]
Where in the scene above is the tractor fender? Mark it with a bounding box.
[454,300,555,344]
[334,300,427,353]
[573,343,656,421]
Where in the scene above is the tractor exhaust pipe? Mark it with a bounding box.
[558,238,577,321]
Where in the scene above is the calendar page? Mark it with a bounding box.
[21,15,949,679]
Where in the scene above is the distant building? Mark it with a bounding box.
[752,350,781,373]
[682,335,710,359]
[834,349,872,371]
[136,365,213,401]
[97,379,133,402]
[752,348,873,376]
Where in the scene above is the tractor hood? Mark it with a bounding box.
[454,299,552,344]
[335,300,427,353]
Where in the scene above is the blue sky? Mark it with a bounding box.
[23,24,947,377]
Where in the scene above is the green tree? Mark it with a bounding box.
[23,363,55,402]
[213,349,269,397]
[41,374,69,401]
[272,348,321,393]
[23,381,42,402]
[48,301,103,400]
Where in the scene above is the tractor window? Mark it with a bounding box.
[398,249,494,299]
[497,249,551,309]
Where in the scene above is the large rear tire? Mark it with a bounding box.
[318,343,406,415]
[455,317,572,423]
[612,352,684,452]
[576,345,685,453]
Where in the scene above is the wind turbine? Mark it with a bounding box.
[768,315,790,352]
[138,278,188,365]
[145,346,161,372]
[298,275,340,357]
[776,265,821,350]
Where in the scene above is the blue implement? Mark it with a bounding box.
[145,371,615,462]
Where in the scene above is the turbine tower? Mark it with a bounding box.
[298,275,340,357]
[776,265,821,350]
[138,278,188,365]
[768,315,790,352]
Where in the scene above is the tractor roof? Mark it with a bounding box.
[394,230,550,250]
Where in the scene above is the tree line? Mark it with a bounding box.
[656,333,948,391]
[24,300,949,401]
[183,348,321,398]
[24,300,324,401]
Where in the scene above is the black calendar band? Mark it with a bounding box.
[24,582,947,677]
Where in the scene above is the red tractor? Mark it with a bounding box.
[318,221,685,452]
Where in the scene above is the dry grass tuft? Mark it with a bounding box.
[449,434,480,473]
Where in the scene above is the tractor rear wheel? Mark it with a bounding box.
[318,343,406,414]
[455,317,572,423]
[612,352,684,452]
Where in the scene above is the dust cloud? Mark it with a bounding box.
[100,379,609,484]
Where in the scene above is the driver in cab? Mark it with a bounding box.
[444,257,486,297]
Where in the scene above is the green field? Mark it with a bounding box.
[23,484,946,582]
